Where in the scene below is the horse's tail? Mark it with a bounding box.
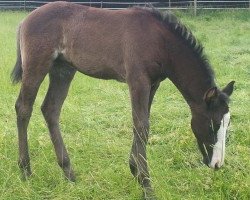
[11,23,22,84]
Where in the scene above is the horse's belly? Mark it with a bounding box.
[78,65,126,82]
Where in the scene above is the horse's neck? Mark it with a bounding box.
[167,53,215,108]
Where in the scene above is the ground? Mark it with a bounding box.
[0,10,249,200]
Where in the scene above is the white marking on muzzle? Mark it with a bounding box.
[210,112,230,168]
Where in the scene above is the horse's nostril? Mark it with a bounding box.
[214,162,220,170]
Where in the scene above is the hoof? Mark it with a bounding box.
[64,167,76,182]
[20,168,32,181]
[143,187,157,200]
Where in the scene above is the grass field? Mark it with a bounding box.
[0,9,249,200]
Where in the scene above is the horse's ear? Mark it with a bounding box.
[222,81,235,96]
[203,87,218,104]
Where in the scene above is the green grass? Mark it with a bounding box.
[0,10,249,200]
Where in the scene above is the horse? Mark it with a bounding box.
[11,1,234,199]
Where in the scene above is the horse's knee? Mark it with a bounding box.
[133,121,149,143]
[41,103,55,123]
[15,99,32,120]
[133,119,149,131]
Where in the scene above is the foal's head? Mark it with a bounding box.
[191,81,235,169]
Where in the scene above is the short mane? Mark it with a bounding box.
[132,7,214,80]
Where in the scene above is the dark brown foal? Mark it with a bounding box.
[12,2,234,199]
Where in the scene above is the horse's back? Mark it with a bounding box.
[20,2,166,82]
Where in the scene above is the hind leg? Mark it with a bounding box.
[15,67,48,180]
[41,61,76,181]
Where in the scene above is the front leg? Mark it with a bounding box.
[128,75,156,200]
